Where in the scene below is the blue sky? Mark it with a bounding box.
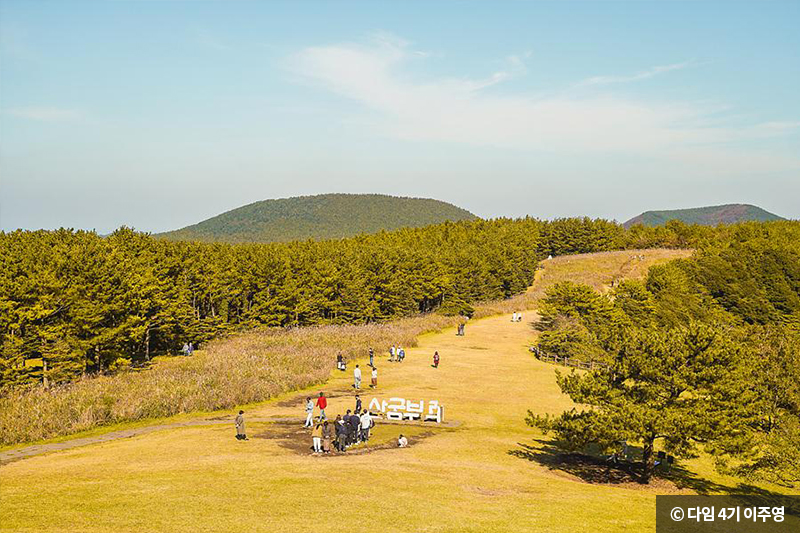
[1,0,798,233]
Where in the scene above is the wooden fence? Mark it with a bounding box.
[529,346,608,371]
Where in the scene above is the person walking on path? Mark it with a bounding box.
[354,395,362,414]
[398,347,405,363]
[303,397,314,427]
[369,347,374,368]
[316,392,328,420]
[433,351,440,368]
[322,420,333,454]
[353,365,362,389]
[360,410,372,442]
[234,410,247,440]
[371,366,378,388]
[389,345,396,362]
[311,421,323,453]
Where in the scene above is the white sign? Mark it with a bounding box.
[368,397,444,423]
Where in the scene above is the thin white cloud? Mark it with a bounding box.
[288,38,796,156]
[4,106,81,121]
[576,61,695,87]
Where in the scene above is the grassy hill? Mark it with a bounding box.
[158,193,478,243]
[623,203,784,228]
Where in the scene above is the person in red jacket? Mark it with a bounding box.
[316,392,328,420]
[433,351,440,368]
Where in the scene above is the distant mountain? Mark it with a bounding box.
[623,204,784,229]
[158,193,479,243]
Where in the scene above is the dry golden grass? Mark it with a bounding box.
[0,249,692,447]
[7,248,780,533]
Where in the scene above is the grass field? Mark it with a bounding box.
[3,248,795,533]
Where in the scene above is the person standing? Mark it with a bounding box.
[335,415,347,452]
[360,410,372,442]
[322,420,333,454]
[512,312,517,322]
[182,342,189,356]
[354,395,362,414]
[343,410,354,446]
[349,410,361,444]
[311,421,323,453]
[303,397,314,427]
[369,347,374,368]
[188,342,194,355]
[353,364,362,389]
[371,366,378,388]
[398,347,405,362]
[316,392,328,420]
[433,351,440,368]
[390,345,396,362]
[234,410,247,440]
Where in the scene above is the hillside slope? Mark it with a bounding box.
[623,203,783,228]
[158,193,478,243]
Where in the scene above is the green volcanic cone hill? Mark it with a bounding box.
[623,203,784,228]
[158,193,479,243]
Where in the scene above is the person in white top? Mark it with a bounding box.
[512,312,517,322]
[397,434,408,448]
[303,397,314,427]
[353,364,362,389]
[370,366,378,388]
[360,410,372,442]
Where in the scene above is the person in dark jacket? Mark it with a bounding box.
[335,415,347,452]
[354,395,362,413]
[343,410,354,446]
[349,410,361,445]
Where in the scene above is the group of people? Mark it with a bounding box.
[181,342,195,356]
[352,364,378,389]
[388,345,406,362]
[511,312,523,322]
[309,394,374,453]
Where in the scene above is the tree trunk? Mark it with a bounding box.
[145,326,151,361]
[641,438,655,483]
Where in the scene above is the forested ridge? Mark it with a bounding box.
[157,193,478,243]
[1,217,636,389]
[0,216,775,391]
[532,220,800,485]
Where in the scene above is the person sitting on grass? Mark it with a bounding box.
[234,410,248,440]
[397,434,408,448]
[311,420,323,454]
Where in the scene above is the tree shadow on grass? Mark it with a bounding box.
[509,439,798,503]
